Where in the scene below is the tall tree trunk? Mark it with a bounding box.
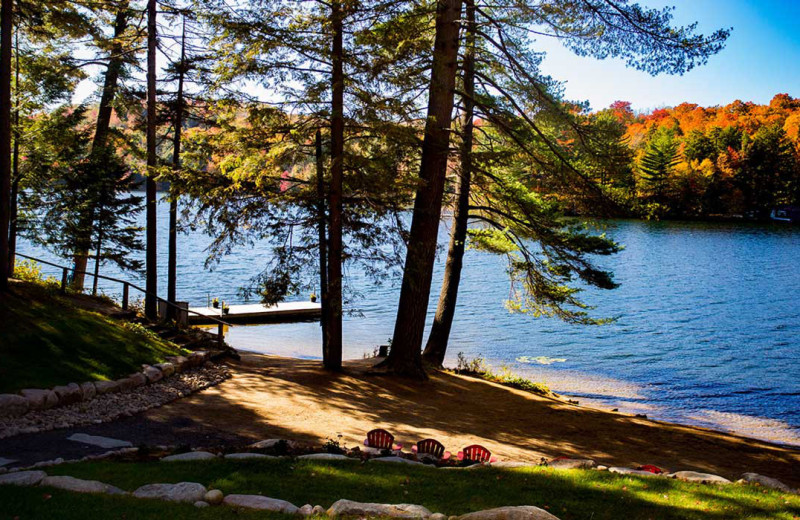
[0,0,11,292]
[144,0,158,319]
[422,0,475,367]
[316,129,329,361]
[92,224,103,296]
[7,26,18,275]
[325,1,344,370]
[385,0,463,378]
[72,5,129,290]
[168,17,186,321]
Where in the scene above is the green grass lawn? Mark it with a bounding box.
[0,281,185,393]
[26,458,798,520]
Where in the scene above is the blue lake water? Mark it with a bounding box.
[17,198,800,446]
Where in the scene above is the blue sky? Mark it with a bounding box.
[535,0,800,112]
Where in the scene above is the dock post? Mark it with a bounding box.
[60,268,69,294]
[217,322,224,348]
[122,283,129,310]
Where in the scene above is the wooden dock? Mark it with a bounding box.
[188,301,321,324]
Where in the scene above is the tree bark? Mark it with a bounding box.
[168,17,186,321]
[72,5,129,290]
[7,26,18,275]
[0,0,12,292]
[316,129,329,361]
[325,0,344,370]
[385,0,463,378]
[144,0,158,319]
[422,0,475,367]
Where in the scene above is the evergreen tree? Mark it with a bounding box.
[639,128,680,206]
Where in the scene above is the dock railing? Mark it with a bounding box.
[15,253,231,348]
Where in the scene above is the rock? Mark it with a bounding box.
[52,383,83,405]
[0,470,47,486]
[312,505,326,515]
[161,451,216,462]
[133,482,207,503]
[224,453,276,460]
[548,458,596,470]
[608,467,664,478]
[168,356,190,372]
[248,439,295,450]
[188,352,207,367]
[489,462,536,469]
[79,382,97,401]
[67,433,133,449]
[430,514,447,520]
[596,465,608,471]
[298,453,352,461]
[41,475,122,494]
[739,473,793,493]
[155,363,176,377]
[668,471,731,484]
[194,501,210,508]
[223,494,300,514]
[371,456,425,466]
[20,389,58,410]
[127,373,147,388]
[299,504,314,516]
[327,499,432,519]
[204,489,224,504]
[456,506,559,520]
[0,393,30,417]
[143,366,163,384]
[94,380,121,395]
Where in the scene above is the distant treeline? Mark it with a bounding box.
[592,94,800,220]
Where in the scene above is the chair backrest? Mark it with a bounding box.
[367,429,395,449]
[416,439,445,458]
[462,444,492,463]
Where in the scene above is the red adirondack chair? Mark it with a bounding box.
[411,438,451,460]
[364,429,402,451]
[637,464,665,474]
[457,444,497,463]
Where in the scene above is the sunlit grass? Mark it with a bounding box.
[40,458,800,520]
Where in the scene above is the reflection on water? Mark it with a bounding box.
[18,199,800,446]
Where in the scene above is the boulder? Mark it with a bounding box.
[608,467,663,478]
[312,505,326,515]
[248,439,295,450]
[94,380,121,395]
[430,514,448,520]
[0,393,30,417]
[161,451,216,462]
[143,366,163,384]
[223,494,300,514]
[0,471,47,486]
[188,352,207,367]
[297,453,352,461]
[548,458,596,470]
[52,383,83,405]
[194,501,210,508]
[490,462,536,469]
[299,504,314,516]
[371,456,425,466]
[79,382,97,401]
[456,506,559,520]
[224,453,276,460]
[41,475,123,494]
[20,389,58,410]
[739,473,793,493]
[133,482,207,503]
[155,362,176,377]
[204,489,224,505]
[327,499,432,519]
[127,373,147,388]
[668,471,731,484]
[168,356,190,372]
[67,433,133,449]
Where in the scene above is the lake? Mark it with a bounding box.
[17,198,800,446]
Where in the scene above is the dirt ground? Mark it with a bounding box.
[127,352,800,487]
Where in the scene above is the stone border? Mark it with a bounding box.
[0,351,213,419]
